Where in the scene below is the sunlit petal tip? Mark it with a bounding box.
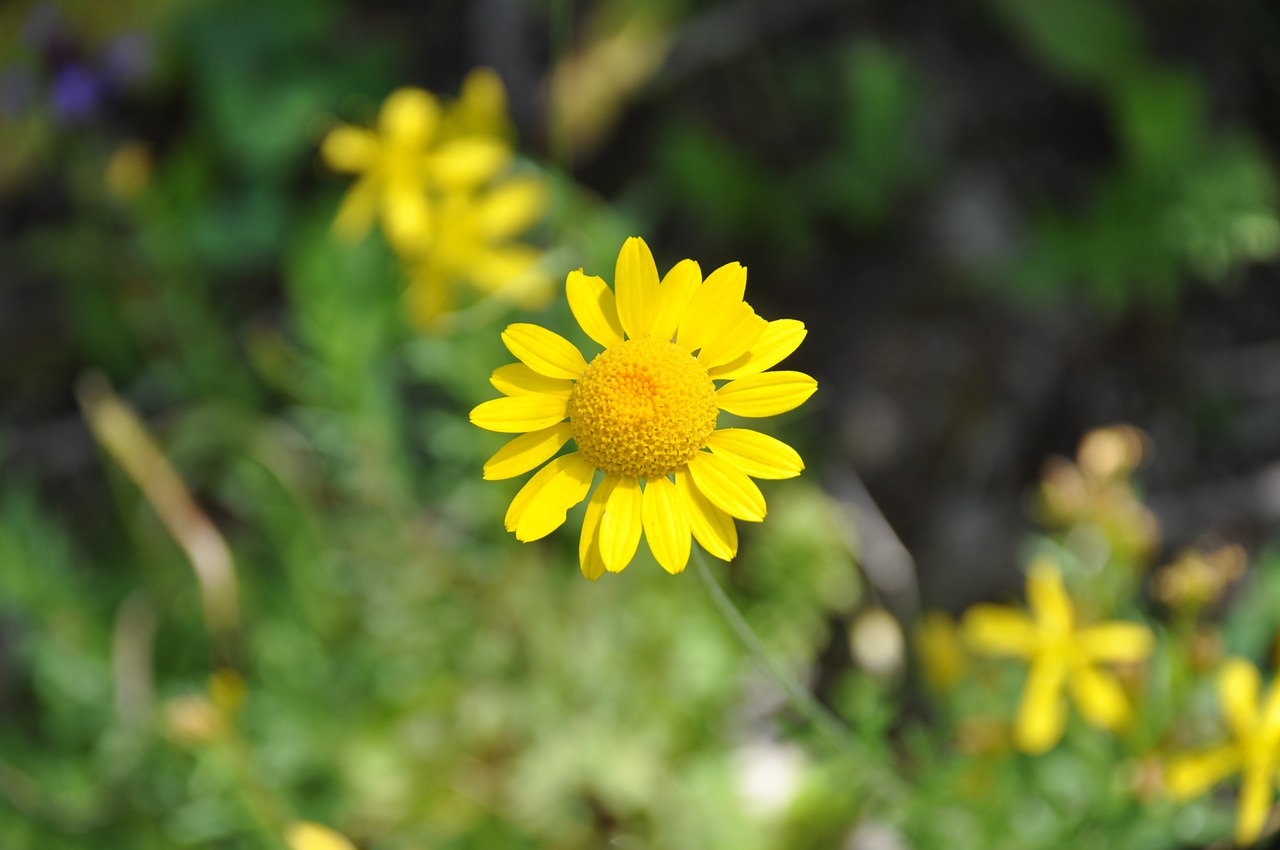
[676,470,738,561]
[687,453,766,522]
[642,476,691,574]
[482,423,573,480]
[514,454,594,541]
[650,259,702,342]
[489,363,574,398]
[615,237,660,340]
[600,477,644,572]
[716,371,818,418]
[469,394,568,433]
[566,269,625,348]
[708,319,808,380]
[706,429,804,479]
[502,323,588,379]
[579,477,619,581]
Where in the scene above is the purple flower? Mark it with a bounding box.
[50,62,104,122]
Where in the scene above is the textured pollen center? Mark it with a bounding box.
[569,337,718,479]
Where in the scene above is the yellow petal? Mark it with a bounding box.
[961,605,1036,657]
[1076,622,1155,663]
[1014,657,1069,755]
[566,269,625,348]
[716,371,817,418]
[1165,744,1242,800]
[677,262,746,353]
[320,126,379,172]
[476,177,548,239]
[614,236,660,339]
[916,612,967,693]
[429,138,512,189]
[505,455,573,531]
[1236,760,1274,846]
[451,66,513,140]
[579,476,620,581]
[697,302,768,369]
[706,428,804,479]
[1026,558,1073,635]
[649,259,701,342]
[1221,658,1262,742]
[381,186,433,254]
[686,452,765,522]
[285,821,357,850]
[483,422,573,480]
[675,469,737,561]
[502,323,588,379]
[1069,665,1131,731]
[489,363,574,397]
[709,318,808,381]
[470,245,546,294]
[470,394,568,433]
[600,476,643,572]
[642,476,691,574]
[1262,681,1280,737]
[515,453,594,541]
[379,87,440,146]
[331,177,379,242]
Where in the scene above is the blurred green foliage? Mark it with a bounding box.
[991,0,1280,309]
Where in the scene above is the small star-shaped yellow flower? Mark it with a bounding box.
[1167,658,1280,846]
[961,558,1155,754]
[320,85,510,254]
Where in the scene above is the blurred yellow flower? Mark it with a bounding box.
[321,85,510,253]
[1167,658,1280,845]
[470,237,816,578]
[161,695,223,746]
[1035,425,1159,564]
[404,175,552,323]
[1155,541,1247,614]
[441,67,516,142]
[916,611,967,693]
[284,822,357,850]
[961,558,1155,754]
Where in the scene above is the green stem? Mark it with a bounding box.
[692,546,908,800]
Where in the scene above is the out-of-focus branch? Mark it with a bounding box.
[111,591,158,726]
[76,372,239,645]
[828,469,921,624]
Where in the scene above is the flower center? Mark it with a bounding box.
[569,338,718,479]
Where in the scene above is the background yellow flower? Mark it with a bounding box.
[1167,658,1280,846]
[961,558,1154,753]
[321,85,510,253]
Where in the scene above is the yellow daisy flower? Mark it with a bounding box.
[320,86,510,253]
[961,558,1155,754]
[1167,658,1280,846]
[470,237,817,579]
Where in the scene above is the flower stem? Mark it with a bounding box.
[692,546,907,800]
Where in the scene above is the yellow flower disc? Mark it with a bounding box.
[569,338,717,479]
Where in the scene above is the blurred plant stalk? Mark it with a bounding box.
[76,371,240,647]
